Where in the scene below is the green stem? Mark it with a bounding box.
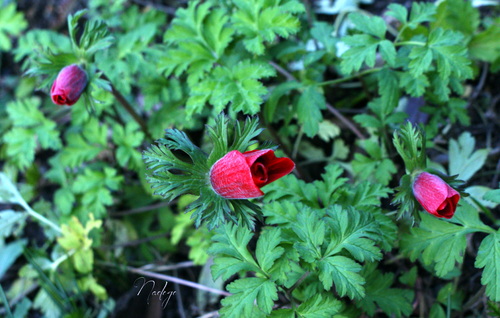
[395,41,426,47]
[50,250,76,270]
[316,67,382,87]
[19,201,62,234]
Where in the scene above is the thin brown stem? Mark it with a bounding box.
[101,74,153,140]
[326,102,366,139]
[268,61,366,140]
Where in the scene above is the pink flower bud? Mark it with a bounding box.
[412,172,460,218]
[210,149,295,199]
[51,64,88,106]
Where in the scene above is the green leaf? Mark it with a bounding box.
[317,255,365,299]
[408,46,433,77]
[469,21,500,63]
[232,0,305,55]
[263,80,301,123]
[428,28,473,80]
[340,34,379,74]
[112,122,145,170]
[208,223,260,281]
[449,132,489,181]
[313,165,349,207]
[161,2,233,84]
[386,4,408,25]
[72,168,123,217]
[0,3,27,51]
[401,212,468,277]
[0,240,27,279]
[407,2,436,28]
[349,12,387,39]
[352,140,396,186]
[399,72,429,97]
[220,277,277,316]
[379,40,396,67]
[296,293,344,318]
[0,210,26,238]
[357,264,414,317]
[431,0,479,37]
[3,128,36,170]
[54,188,75,215]
[255,228,284,273]
[3,98,62,169]
[483,188,500,204]
[73,249,93,274]
[324,206,382,263]
[475,231,500,301]
[297,85,326,137]
[292,209,325,263]
[60,119,108,168]
[189,60,276,115]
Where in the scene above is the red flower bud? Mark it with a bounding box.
[210,149,295,199]
[51,64,88,106]
[412,172,460,218]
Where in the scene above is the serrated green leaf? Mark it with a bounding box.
[293,209,325,262]
[431,0,479,37]
[208,223,260,280]
[379,40,396,66]
[340,34,379,74]
[297,85,325,137]
[448,132,488,181]
[408,46,433,77]
[358,264,414,317]
[161,2,233,84]
[475,231,500,301]
[0,4,27,51]
[72,168,123,217]
[408,2,436,28]
[255,228,284,273]
[469,21,500,62]
[324,206,382,263]
[354,114,383,129]
[317,255,365,299]
[232,0,304,55]
[352,140,396,186]
[112,122,145,170]
[3,128,36,169]
[377,68,400,114]
[3,98,62,169]
[220,277,277,316]
[349,12,387,39]
[188,60,275,116]
[386,4,408,25]
[296,293,344,318]
[400,72,429,96]
[401,212,468,277]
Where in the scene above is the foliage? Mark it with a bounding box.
[0,0,499,317]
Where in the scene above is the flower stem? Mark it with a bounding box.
[101,74,153,140]
[316,67,382,87]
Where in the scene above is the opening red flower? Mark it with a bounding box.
[51,64,88,106]
[412,172,460,218]
[210,149,295,199]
